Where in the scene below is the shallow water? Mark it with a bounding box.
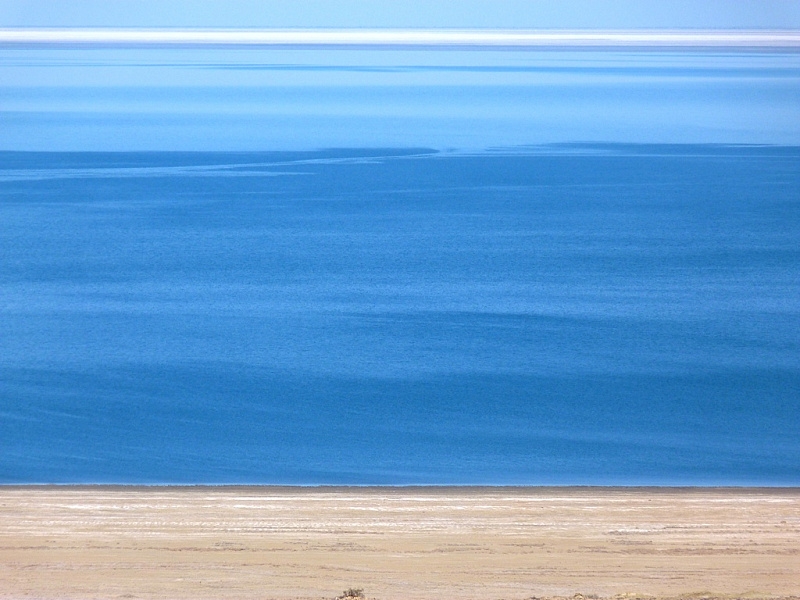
[1,146,798,484]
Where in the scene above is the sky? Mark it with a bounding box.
[1,1,799,150]
[2,0,800,29]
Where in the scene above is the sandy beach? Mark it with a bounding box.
[0,486,798,600]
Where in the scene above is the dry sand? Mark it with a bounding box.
[0,486,798,600]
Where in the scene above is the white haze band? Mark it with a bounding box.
[1,28,799,50]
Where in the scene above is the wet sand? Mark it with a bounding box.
[0,486,798,600]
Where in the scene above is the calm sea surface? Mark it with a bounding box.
[1,145,798,484]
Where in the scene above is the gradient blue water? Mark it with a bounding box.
[1,146,799,484]
[3,48,799,149]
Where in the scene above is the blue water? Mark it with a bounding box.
[1,145,799,484]
[3,48,799,150]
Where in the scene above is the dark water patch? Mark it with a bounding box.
[1,365,797,485]
[1,146,798,484]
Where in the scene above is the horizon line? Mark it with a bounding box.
[1,28,799,50]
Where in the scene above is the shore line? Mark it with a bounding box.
[2,486,798,599]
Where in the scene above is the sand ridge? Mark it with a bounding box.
[0,486,798,599]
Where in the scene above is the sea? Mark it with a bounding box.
[2,37,800,485]
[1,145,798,485]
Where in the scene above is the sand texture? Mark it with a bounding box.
[0,486,798,600]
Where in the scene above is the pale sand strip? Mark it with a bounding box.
[0,486,798,600]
